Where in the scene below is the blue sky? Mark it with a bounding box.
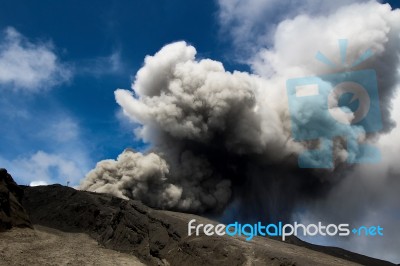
[0,0,235,186]
[0,0,398,186]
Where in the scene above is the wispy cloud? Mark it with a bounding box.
[37,117,80,143]
[78,50,125,77]
[0,27,72,91]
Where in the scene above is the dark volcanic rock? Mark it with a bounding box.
[0,169,32,231]
[22,184,246,266]
[22,184,396,266]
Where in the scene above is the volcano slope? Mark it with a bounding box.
[0,168,32,231]
[19,184,395,266]
[0,225,145,266]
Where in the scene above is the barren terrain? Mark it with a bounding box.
[0,225,144,266]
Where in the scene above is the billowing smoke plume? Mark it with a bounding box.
[80,2,400,223]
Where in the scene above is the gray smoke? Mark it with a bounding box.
[80,2,400,223]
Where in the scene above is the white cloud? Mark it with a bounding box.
[217,0,370,56]
[0,110,93,187]
[29,180,48,186]
[0,150,89,186]
[0,27,71,91]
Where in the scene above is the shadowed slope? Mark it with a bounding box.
[21,184,395,266]
[0,169,32,231]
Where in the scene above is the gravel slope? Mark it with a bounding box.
[0,225,145,266]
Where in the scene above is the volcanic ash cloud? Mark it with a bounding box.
[80,2,400,222]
